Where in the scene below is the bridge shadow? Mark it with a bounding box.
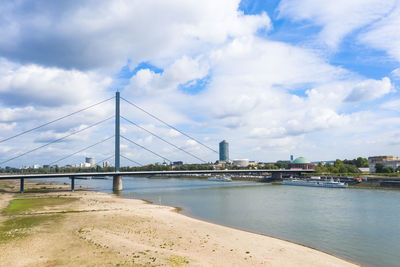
[0,188,90,194]
[0,179,91,194]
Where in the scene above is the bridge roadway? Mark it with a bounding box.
[0,169,314,192]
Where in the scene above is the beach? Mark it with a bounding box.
[0,180,357,266]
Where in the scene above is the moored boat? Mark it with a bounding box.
[208,176,232,182]
[281,178,348,188]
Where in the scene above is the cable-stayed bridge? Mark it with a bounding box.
[0,92,313,192]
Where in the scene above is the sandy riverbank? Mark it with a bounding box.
[0,180,357,266]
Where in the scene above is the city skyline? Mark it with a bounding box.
[1,0,400,167]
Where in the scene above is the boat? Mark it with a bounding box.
[281,178,348,188]
[208,176,232,182]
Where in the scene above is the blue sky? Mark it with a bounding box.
[0,0,400,167]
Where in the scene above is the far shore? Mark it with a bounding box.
[0,179,359,266]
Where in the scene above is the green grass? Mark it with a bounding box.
[0,214,60,243]
[3,197,77,215]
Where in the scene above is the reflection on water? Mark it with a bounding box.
[37,177,400,267]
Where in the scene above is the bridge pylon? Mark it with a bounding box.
[113,91,122,191]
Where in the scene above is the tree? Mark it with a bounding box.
[382,167,394,173]
[355,157,369,168]
[333,159,342,167]
[275,162,288,169]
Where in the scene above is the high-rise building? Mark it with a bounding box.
[219,140,229,162]
[85,157,95,167]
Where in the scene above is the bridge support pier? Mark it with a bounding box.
[71,177,75,192]
[113,175,122,192]
[271,172,282,180]
[20,178,24,193]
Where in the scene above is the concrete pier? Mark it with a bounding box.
[271,172,282,180]
[20,178,24,193]
[113,175,122,191]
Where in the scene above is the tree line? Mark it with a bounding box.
[2,157,398,175]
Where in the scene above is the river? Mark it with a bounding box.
[40,177,400,266]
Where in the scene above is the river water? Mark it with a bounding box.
[41,177,400,266]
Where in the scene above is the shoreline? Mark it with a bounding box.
[122,193,358,266]
[0,180,359,266]
[133,194,359,266]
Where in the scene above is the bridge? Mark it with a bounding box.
[0,92,314,192]
[0,169,314,192]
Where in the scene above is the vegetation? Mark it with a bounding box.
[342,157,369,168]
[314,157,369,174]
[167,255,189,267]
[3,156,399,175]
[0,215,59,243]
[3,197,77,215]
[374,163,395,173]
[275,161,289,169]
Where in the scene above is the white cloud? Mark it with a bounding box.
[121,34,393,162]
[359,3,400,62]
[391,68,400,79]
[345,77,393,102]
[128,56,209,96]
[0,0,270,71]
[381,98,400,111]
[0,59,111,107]
[278,0,396,50]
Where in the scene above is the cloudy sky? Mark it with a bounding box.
[1,0,400,167]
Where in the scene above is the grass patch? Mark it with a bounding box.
[167,255,189,267]
[3,197,77,215]
[0,214,59,243]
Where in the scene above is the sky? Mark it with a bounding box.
[1,0,400,167]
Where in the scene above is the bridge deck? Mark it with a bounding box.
[0,169,313,180]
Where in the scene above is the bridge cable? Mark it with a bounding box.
[120,97,218,154]
[120,135,172,163]
[121,116,207,163]
[0,116,114,166]
[48,135,115,166]
[0,96,114,144]
[97,155,114,166]
[120,154,143,167]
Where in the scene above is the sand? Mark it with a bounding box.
[0,180,358,266]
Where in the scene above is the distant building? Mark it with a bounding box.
[173,161,183,166]
[43,165,50,168]
[232,159,249,167]
[103,161,110,167]
[288,157,315,170]
[33,164,40,169]
[368,156,400,172]
[219,140,229,162]
[213,161,228,169]
[85,157,95,167]
[290,155,294,161]
[80,162,92,168]
[358,168,370,173]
